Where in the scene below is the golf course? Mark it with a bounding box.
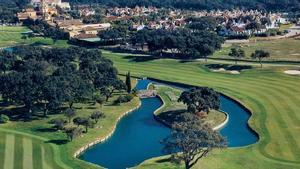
[101,50,300,169]
[0,25,300,169]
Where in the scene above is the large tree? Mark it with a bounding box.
[162,113,227,169]
[178,87,220,115]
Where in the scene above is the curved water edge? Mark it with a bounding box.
[78,79,259,169]
[147,77,260,143]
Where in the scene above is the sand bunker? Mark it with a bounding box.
[284,70,300,75]
[212,68,240,74]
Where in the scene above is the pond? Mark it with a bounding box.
[79,79,258,169]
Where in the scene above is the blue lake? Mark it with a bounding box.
[79,79,258,169]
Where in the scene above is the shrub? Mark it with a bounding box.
[49,118,67,130]
[114,94,134,104]
[0,114,9,123]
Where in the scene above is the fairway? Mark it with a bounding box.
[213,39,300,62]
[102,50,300,169]
[0,26,69,48]
[0,129,68,169]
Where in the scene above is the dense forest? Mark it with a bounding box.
[70,0,300,11]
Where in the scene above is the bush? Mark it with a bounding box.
[227,34,250,40]
[0,114,9,123]
[114,94,134,104]
[49,118,67,130]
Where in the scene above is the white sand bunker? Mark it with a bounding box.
[284,70,300,75]
[212,68,240,74]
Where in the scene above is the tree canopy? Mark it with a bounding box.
[0,46,124,118]
[178,87,220,114]
[162,113,227,169]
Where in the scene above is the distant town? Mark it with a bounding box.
[12,0,299,45]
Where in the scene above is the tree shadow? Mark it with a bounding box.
[155,157,173,163]
[45,139,68,145]
[35,127,57,133]
[123,55,159,62]
[205,64,252,71]
[157,109,187,126]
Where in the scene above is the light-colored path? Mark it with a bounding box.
[4,134,14,169]
[41,146,51,169]
[23,138,33,169]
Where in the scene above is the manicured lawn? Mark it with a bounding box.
[213,38,300,62]
[0,26,69,48]
[101,50,300,169]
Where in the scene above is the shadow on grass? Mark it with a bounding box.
[157,109,186,126]
[155,157,173,163]
[123,55,159,62]
[46,139,69,145]
[35,127,57,132]
[205,64,252,71]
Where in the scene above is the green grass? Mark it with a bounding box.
[213,38,300,62]
[101,50,300,169]
[0,26,69,48]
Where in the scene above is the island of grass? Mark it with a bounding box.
[151,84,227,129]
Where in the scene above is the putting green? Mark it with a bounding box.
[102,50,300,169]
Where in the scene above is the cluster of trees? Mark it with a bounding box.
[50,108,105,141]
[228,48,270,67]
[69,0,300,11]
[130,28,224,59]
[0,46,128,118]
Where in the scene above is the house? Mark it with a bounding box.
[17,8,37,21]
[82,27,98,35]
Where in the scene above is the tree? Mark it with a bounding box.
[228,48,245,64]
[251,50,270,68]
[65,127,82,142]
[64,108,76,123]
[73,117,93,132]
[178,87,220,115]
[73,117,85,127]
[162,113,227,169]
[90,111,105,124]
[125,71,132,93]
[82,117,94,133]
[50,118,67,130]
[0,114,9,123]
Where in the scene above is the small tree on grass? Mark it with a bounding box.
[82,117,94,133]
[65,127,82,142]
[90,111,105,124]
[50,118,67,130]
[251,50,270,68]
[178,87,220,115]
[228,48,245,64]
[125,71,132,93]
[161,113,227,169]
[73,117,85,127]
[0,114,9,123]
[73,117,93,133]
[64,108,76,123]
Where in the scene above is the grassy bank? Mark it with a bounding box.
[102,50,300,169]
[0,79,140,169]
